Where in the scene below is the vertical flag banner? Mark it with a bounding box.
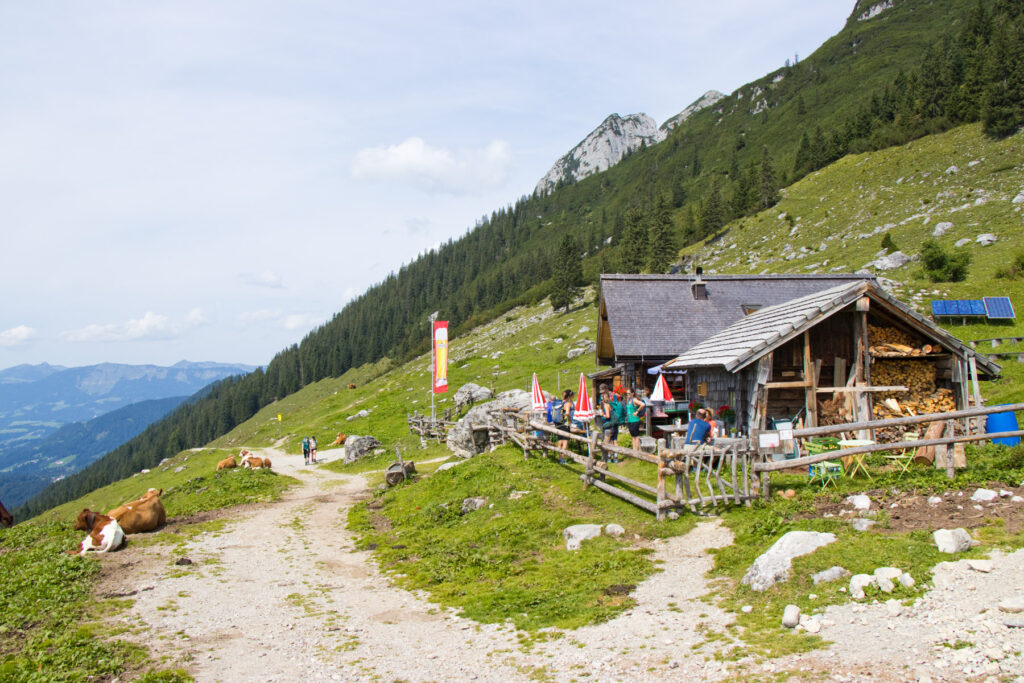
[433,321,449,393]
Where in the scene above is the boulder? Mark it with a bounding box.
[934,528,973,554]
[976,233,998,246]
[848,494,872,511]
[782,605,801,629]
[867,251,912,271]
[967,559,993,573]
[874,567,903,593]
[343,435,382,463]
[999,597,1024,614]
[1012,191,1024,204]
[461,497,488,514]
[811,566,850,585]
[971,488,998,502]
[446,390,532,458]
[741,531,837,591]
[563,524,603,551]
[850,574,876,599]
[454,383,493,410]
[604,523,625,538]
[932,221,953,237]
[436,460,463,472]
[899,572,916,589]
[955,238,971,247]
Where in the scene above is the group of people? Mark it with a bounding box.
[301,435,318,465]
[545,382,717,460]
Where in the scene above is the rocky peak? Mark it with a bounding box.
[660,90,726,131]
[534,113,665,196]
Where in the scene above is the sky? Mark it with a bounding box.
[0,1,853,370]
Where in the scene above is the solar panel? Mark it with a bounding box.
[984,296,1016,319]
[931,299,986,317]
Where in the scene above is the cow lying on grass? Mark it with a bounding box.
[217,456,237,470]
[240,451,272,469]
[107,488,166,534]
[68,509,124,556]
[0,498,12,528]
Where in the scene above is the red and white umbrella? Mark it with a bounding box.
[573,373,595,422]
[530,372,546,411]
[651,373,674,402]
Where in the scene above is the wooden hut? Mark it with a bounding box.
[597,273,876,399]
[663,280,1000,439]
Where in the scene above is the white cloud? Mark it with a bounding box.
[240,271,285,289]
[282,313,325,331]
[63,310,203,343]
[0,325,36,347]
[351,137,511,194]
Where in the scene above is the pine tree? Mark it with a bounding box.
[550,234,583,313]
[647,195,677,274]
[620,207,648,273]
[759,146,779,209]
[701,179,725,235]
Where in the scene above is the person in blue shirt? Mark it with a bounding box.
[684,408,713,446]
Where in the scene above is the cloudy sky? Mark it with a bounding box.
[0,1,851,369]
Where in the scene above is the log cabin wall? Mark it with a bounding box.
[685,368,736,423]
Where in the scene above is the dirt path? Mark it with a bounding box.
[101,450,1024,682]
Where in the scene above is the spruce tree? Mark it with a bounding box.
[647,195,678,274]
[701,179,725,236]
[759,146,780,209]
[620,207,649,273]
[550,234,583,313]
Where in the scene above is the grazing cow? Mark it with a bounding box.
[69,509,124,555]
[217,456,237,470]
[0,498,12,528]
[107,488,166,534]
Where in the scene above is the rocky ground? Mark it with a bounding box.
[95,448,1024,682]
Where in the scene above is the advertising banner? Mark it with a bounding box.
[432,321,449,393]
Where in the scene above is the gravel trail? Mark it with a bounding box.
[101,449,1024,682]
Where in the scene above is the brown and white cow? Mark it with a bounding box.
[0,498,13,528]
[68,509,124,555]
[107,488,166,534]
[240,452,271,469]
[216,456,237,470]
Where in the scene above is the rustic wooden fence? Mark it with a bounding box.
[524,419,758,519]
[407,408,457,442]
[751,402,1024,496]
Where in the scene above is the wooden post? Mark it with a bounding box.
[944,421,955,481]
[968,356,982,435]
[656,443,666,521]
[803,331,818,428]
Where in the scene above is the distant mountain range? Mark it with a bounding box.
[0,360,255,450]
[0,395,186,508]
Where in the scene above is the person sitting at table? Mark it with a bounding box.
[684,408,713,446]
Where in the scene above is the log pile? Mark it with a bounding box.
[868,324,942,357]
[869,358,955,441]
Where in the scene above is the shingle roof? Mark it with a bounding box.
[599,273,874,360]
[664,280,1001,375]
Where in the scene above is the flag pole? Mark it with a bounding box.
[429,311,438,422]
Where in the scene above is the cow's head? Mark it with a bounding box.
[74,509,97,532]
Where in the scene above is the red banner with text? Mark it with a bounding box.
[432,321,449,394]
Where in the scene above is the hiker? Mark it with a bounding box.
[309,435,318,463]
[599,385,624,462]
[302,436,310,465]
[684,408,712,446]
[624,388,646,451]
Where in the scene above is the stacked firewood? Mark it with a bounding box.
[868,324,942,357]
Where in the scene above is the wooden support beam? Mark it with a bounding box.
[763,380,812,389]
[816,385,908,393]
[580,475,659,514]
[790,402,1024,438]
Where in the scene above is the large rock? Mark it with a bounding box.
[866,251,912,271]
[446,390,532,459]
[811,566,850,585]
[850,573,876,599]
[934,528,973,554]
[782,604,801,628]
[454,383,493,411]
[563,524,603,551]
[976,233,998,246]
[343,435,381,463]
[741,531,837,591]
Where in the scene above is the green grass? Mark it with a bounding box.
[348,447,697,632]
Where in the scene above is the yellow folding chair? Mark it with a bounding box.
[883,431,919,477]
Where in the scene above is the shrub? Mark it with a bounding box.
[995,252,1024,279]
[920,239,971,282]
[881,233,898,253]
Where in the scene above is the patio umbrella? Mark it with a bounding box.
[531,372,546,412]
[573,373,594,421]
[651,372,674,402]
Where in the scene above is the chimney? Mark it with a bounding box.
[692,267,707,300]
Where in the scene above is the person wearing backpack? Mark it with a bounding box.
[599,385,620,461]
[624,387,646,451]
[555,389,574,461]
[309,435,318,463]
[301,436,310,465]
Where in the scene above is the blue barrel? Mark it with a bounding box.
[986,405,1020,446]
